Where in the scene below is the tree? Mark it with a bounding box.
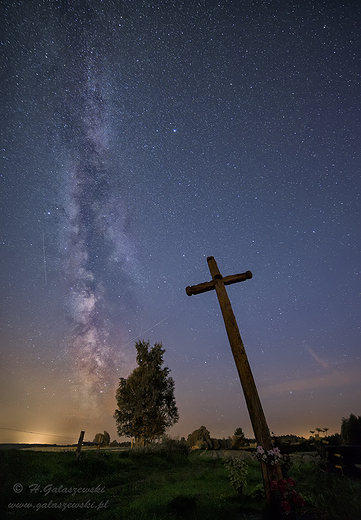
[327,433,341,446]
[114,340,179,446]
[341,413,361,445]
[93,431,110,446]
[103,431,110,446]
[232,427,246,449]
[187,426,212,449]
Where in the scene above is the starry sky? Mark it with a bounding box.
[1,0,360,445]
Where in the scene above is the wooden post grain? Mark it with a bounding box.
[186,256,282,501]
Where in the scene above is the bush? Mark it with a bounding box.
[223,457,248,495]
[187,426,212,449]
[128,437,190,464]
[93,431,110,446]
[158,437,190,458]
[289,458,361,519]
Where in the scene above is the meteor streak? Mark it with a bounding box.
[42,229,47,286]
[119,317,168,350]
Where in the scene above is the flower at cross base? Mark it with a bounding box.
[278,479,289,494]
[292,489,306,507]
[256,447,305,515]
[270,477,306,516]
[257,445,265,455]
[256,445,283,465]
[281,500,291,514]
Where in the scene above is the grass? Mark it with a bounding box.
[1,443,360,519]
[287,455,361,520]
[106,448,263,520]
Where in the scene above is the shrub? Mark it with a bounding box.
[128,437,190,464]
[187,426,212,449]
[223,457,248,495]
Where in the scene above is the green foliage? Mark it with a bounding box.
[327,433,341,446]
[114,340,179,446]
[103,431,110,446]
[187,425,212,449]
[93,431,110,446]
[231,427,245,449]
[341,413,361,445]
[223,457,248,494]
[2,445,361,520]
[129,437,190,463]
[289,455,361,519]
[93,433,102,443]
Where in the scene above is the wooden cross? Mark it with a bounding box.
[186,256,282,501]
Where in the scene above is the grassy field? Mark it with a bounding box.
[1,442,360,520]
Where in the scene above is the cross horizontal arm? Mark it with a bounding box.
[185,270,252,296]
[223,271,252,286]
[186,280,215,296]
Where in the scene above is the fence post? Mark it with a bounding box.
[76,431,85,459]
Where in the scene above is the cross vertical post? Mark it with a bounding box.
[186,256,282,502]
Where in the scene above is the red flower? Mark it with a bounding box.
[281,500,291,514]
[270,480,279,491]
[293,493,306,507]
[287,477,295,487]
[278,480,288,494]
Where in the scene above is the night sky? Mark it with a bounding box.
[1,0,360,445]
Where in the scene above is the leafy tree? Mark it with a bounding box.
[187,426,212,449]
[114,340,179,446]
[103,431,110,446]
[93,433,103,445]
[93,431,110,446]
[327,433,341,446]
[341,413,361,445]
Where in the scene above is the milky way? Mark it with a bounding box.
[57,4,138,404]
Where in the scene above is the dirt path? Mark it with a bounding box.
[196,449,256,460]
